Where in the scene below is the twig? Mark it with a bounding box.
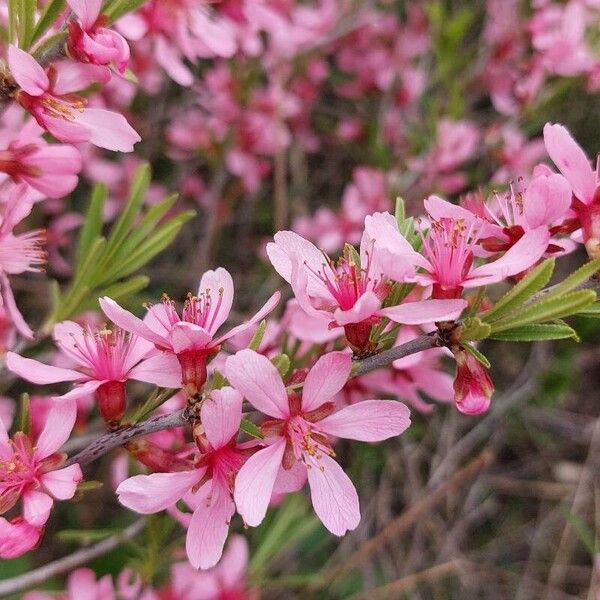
[352,333,440,376]
[0,519,145,597]
[320,449,494,584]
[65,334,439,469]
[346,560,464,600]
[65,409,187,467]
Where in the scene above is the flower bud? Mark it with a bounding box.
[452,348,494,415]
[96,380,127,426]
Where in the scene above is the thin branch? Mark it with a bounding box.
[65,409,187,467]
[352,333,440,376]
[0,519,145,597]
[65,334,439,468]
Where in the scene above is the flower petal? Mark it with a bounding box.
[34,399,77,459]
[186,483,235,570]
[378,299,467,325]
[543,123,596,204]
[67,0,102,30]
[72,108,140,152]
[99,297,167,347]
[8,45,48,96]
[306,453,360,536]
[23,490,53,526]
[302,351,351,413]
[225,349,288,418]
[40,464,82,500]
[213,291,280,345]
[468,227,549,285]
[117,470,201,514]
[197,267,234,336]
[128,352,182,388]
[318,400,411,441]
[233,439,285,526]
[6,352,83,385]
[201,387,243,449]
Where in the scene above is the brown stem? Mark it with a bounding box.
[0,519,145,597]
[65,334,438,468]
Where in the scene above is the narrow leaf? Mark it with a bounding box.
[76,183,106,265]
[272,354,290,378]
[460,343,491,368]
[240,419,264,440]
[248,320,266,351]
[489,323,578,342]
[482,259,555,323]
[30,0,65,45]
[490,290,597,333]
[539,257,600,301]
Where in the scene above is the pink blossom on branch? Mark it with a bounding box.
[8,46,140,152]
[543,122,600,258]
[0,185,47,339]
[100,267,280,396]
[6,321,180,424]
[117,387,250,569]
[66,0,130,74]
[0,117,82,199]
[267,229,465,353]
[225,349,411,536]
[0,400,82,558]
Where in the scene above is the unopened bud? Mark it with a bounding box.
[452,348,494,415]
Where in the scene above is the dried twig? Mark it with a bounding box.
[0,519,145,597]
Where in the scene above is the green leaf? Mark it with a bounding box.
[30,0,64,46]
[539,257,600,301]
[490,290,597,334]
[240,418,264,440]
[31,30,66,60]
[394,196,405,226]
[577,302,600,318]
[76,183,106,265]
[461,343,491,368]
[104,0,147,23]
[57,528,119,543]
[482,259,555,323]
[271,354,290,378]
[101,163,150,267]
[460,317,491,342]
[107,211,195,282]
[248,320,266,351]
[97,275,150,303]
[343,243,361,269]
[489,322,579,342]
[209,369,228,390]
[17,0,36,49]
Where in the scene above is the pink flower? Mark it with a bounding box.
[0,184,46,339]
[170,535,255,600]
[469,172,573,256]
[451,348,494,415]
[543,122,600,258]
[9,46,140,152]
[0,118,81,199]
[117,387,250,569]
[6,321,179,424]
[225,350,411,535]
[66,0,130,73]
[415,200,548,298]
[268,227,466,351]
[0,400,82,558]
[99,268,280,395]
[23,567,116,600]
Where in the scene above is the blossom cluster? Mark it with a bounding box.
[0,0,598,595]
